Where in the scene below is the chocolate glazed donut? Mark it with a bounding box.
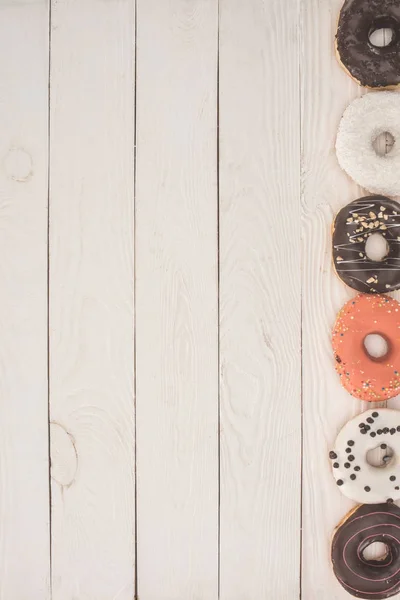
[333,196,400,293]
[336,0,400,89]
[332,503,400,599]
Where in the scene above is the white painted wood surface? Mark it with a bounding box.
[48,1,135,598]
[2,0,397,597]
[135,1,219,598]
[219,0,301,598]
[0,1,50,598]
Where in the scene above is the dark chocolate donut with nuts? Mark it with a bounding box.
[332,196,400,293]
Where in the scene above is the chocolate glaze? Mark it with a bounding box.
[332,503,400,599]
[336,0,400,88]
[333,196,400,293]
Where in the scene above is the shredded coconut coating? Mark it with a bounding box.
[336,92,400,197]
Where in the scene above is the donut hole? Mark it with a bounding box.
[365,233,390,262]
[368,16,397,50]
[364,333,390,361]
[367,444,394,468]
[362,541,390,562]
[369,26,394,48]
[372,131,395,156]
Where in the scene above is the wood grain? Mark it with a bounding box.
[300,0,367,598]
[0,1,50,598]
[219,1,302,598]
[48,1,136,598]
[135,1,218,598]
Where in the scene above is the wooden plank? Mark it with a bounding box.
[135,1,218,598]
[301,0,365,597]
[48,1,135,598]
[0,1,50,598]
[218,0,301,598]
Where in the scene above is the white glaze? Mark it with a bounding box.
[336,93,400,197]
[331,409,400,503]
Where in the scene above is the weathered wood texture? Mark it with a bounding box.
[0,1,50,598]
[49,1,136,598]
[219,0,302,598]
[135,1,219,598]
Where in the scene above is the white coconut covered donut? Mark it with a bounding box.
[329,409,400,504]
[336,92,400,197]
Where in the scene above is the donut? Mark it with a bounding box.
[331,502,400,599]
[336,93,400,197]
[330,409,400,503]
[333,196,400,294]
[336,0,400,89]
[332,294,400,401]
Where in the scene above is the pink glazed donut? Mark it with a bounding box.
[332,294,400,401]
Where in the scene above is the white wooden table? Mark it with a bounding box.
[0,0,397,598]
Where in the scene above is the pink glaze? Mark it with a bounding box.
[332,294,400,401]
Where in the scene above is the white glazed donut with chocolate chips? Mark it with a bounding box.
[330,409,400,504]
